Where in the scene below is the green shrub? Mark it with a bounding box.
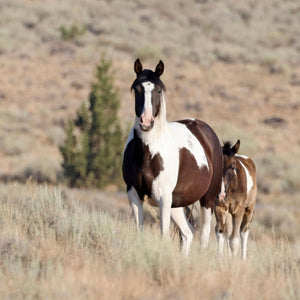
[59,24,86,41]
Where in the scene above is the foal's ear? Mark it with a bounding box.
[134,58,143,75]
[232,139,240,154]
[155,60,164,77]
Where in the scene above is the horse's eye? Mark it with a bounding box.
[158,89,162,94]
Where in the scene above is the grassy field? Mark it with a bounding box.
[0,0,300,298]
[0,183,298,299]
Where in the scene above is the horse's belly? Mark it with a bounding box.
[172,176,210,207]
[171,149,211,207]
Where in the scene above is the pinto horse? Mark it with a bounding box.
[215,140,257,260]
[122,59,223,255]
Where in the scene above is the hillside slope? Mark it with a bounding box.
[0,0,299,199]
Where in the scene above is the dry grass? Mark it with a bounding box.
[0,182,298,299]
[0,0,299,191]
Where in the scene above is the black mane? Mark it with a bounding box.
[131,69,166,91]
[222,141,235,156]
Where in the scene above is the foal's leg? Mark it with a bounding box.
[171,207,194,256]
[240,205,255,260]
[127,187,143,230]
[230,211,244,257]
[200,206,213,249]
[216,230,226,256]
[215,213,232,256]
[215,214,226,256]
[226,213,233,256]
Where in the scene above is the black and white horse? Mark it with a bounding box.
[122,59,223,254]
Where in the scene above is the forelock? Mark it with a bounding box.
[131,69,166,91]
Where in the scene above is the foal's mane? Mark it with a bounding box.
[222,141,236,156]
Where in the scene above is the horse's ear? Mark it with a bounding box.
[134,58,143,75]
[232,139,240,154]
[155,60,164,77]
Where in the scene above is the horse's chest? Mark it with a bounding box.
[138,151,164,196]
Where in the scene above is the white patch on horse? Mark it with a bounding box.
[169,122,209,170]
[239,160,253,194]
[218,178,226,202]
[236,154,249,160]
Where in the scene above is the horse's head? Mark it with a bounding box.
[131,58,166,131]
[218,140,240,203]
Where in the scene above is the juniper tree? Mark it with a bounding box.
[60,57,123,188]
[87,57,123,188]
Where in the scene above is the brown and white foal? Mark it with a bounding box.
[215,140,257,260]
[123,59,223,255]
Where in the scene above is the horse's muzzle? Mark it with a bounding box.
[139,120,154,131]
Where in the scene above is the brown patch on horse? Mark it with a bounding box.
[172,148,210,207]
[123,130,164,200]
[178,119,223,210]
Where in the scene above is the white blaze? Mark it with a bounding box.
[141,82,154,125]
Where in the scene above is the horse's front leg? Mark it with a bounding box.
[159,191,173,236]
[127,186,143,230]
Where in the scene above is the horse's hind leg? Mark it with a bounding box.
[171,207,194,256]
[127,186,143,230]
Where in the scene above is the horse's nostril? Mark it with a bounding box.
[218,229,223,233]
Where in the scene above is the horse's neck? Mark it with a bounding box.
[136,93,170,145]
[136,116,170,146]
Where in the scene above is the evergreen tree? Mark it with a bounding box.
[60,57,123,188]
[87,57,123,188]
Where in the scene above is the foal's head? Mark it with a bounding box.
[215,140,240,233]
[221,139,240,201]
[131,58,166,131]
